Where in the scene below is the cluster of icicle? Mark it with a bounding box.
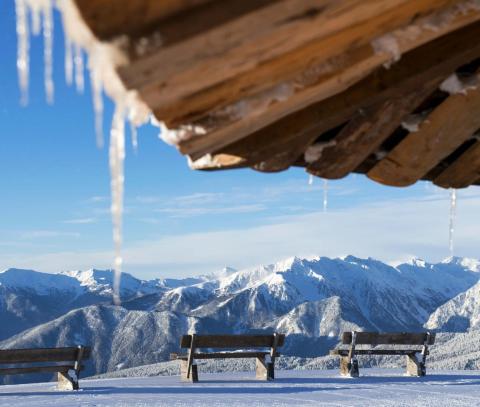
[14,0,152,304]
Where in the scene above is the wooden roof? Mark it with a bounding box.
[74,0,480,188]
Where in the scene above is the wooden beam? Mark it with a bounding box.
[150,0,465,128]
[73,0,215,41]
[306,82,441,179]
[434,140,480,188]
[176,3,480,160]
[197,20,480,172]
[368,77,480,187]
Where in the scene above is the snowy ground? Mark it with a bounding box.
[1,369,480,407]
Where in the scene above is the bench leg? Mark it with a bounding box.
[340,356,359,378]
[180,359,198,382]
[406,354,426,377]
[57,371,79,391]
[256,356,274,381]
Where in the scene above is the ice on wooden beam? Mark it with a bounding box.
[440,73,479,95]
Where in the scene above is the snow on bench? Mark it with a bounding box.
[171,333,285,382]
[330,331,435,377]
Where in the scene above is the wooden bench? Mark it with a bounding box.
[330,332,435,377]
[171,333,285,382]
[0,345,91,390]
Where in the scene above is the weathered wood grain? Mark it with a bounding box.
[368,79,480,186]
[180,334,285,349]
[342,332,436,345]
[434,140,480,188]
[0,347,91,364]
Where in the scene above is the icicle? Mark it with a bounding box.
[31,3,41,36]
[109,104,126,305]
[449,189,457,257]
[308,174,313,186]
[90,68,104,148]
[15,0,29,106]
[323,179,328,212]
[74,43,84,93]
[43,3,54,104]
[130,122,138,153]
[64,35,73,85]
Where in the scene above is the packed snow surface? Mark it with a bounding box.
[1,369,480,406]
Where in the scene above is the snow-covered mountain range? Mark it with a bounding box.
[1,255,479,382]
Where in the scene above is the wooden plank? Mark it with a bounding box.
[180,334,285,349]
[176,2,480,161]
[331,349,424,356]
[342,332,436,345]
[434,140,480,188]
[0,365,77,375]
[306,82,441,179]
[174,351,280,360]
[205,20,480,172]
[129,0,461,126]
[73,0,215,40]
[0,347,91,364]
[368,78,480,186]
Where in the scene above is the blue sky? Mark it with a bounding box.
[0,1,479,279]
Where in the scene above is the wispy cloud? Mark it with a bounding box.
[63,218,96,224]
[19,230,81,239]
[156,204,266,218]
[5,189,479,278]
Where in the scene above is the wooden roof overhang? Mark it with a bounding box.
[74,0,480,188]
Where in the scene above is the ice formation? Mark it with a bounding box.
[304,140,337,164]
[323,179,328,213]
[308,174,313,186]
[449,189,457,257]
[439,73,479,95]
[14,0,152,303]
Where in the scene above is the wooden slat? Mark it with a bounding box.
[73,0,215,40]
[306,82,441,179]
[180,334,285,349]
[129,0,461,127]
[175,1,480,161]
[330,349,424,356]
[174,351,280,360]
[434,140,480,188]
[0,364,82,376]
[342,332,436,346]
[368,77,480,186]
[0,347,91,364]
[204,20,480,172]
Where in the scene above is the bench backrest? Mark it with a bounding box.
[180,334,285,349]
[342,332,435,346]
[0,347,91,364]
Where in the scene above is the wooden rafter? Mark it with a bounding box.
[367,76,480,187]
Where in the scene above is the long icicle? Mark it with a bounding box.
[64,33,73,85]
[74,43,84,93]
[449,189,457,257]
[15,0,29,106]
[90,68,104,148]
[323,179,328,212]
[43,2,54,104]
[109,104,126,305]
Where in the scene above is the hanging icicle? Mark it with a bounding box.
[15,0,29,106]
[308,174,313,186]
[449,189,457,257]
[74,43,84,93]
[90,68,104,148]
[109,104,126,305]
[323,179,328,212]
[43,3,54,104]
[64,35,73,85]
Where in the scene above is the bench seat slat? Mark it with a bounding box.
[0,347,91,364]
[180,335,285,349]
[0,364,85,376]
[172,351,280,360]
[342,332,435,345]
[330,349,427,356]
